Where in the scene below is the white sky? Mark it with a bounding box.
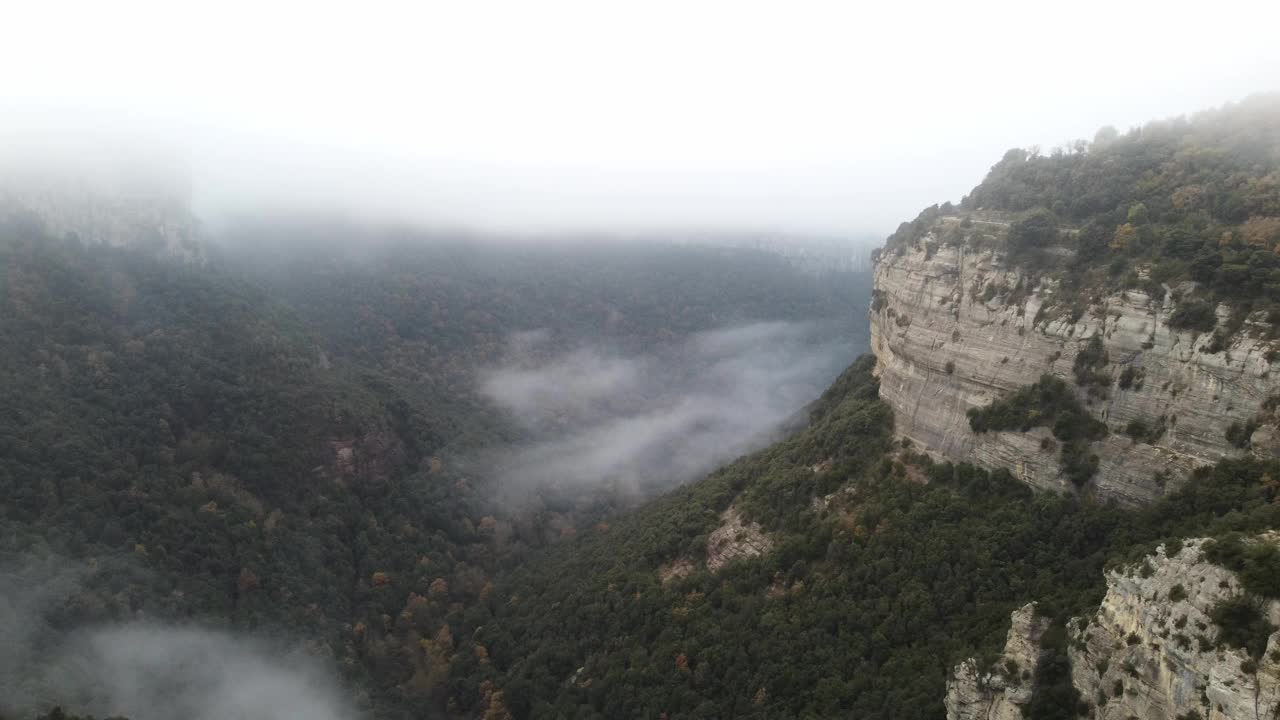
[2,0,1279,235]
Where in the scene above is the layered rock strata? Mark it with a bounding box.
[871,215,1279,505]
[1067,538,1280,720]
[946,538,1280,720]
[945,602,1048,720]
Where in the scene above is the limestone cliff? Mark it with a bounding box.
[945,603,1047,720]
[870,213,1280,505]
[1,165,202,262]
[946,538,1280,720]
[1068,537,1280,720]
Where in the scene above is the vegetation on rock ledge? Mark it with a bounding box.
[967,375,1108,485]
[884,94,1280,342]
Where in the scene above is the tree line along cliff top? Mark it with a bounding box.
[879,94,1280,339]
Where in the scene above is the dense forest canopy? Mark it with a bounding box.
[0,216,870,720]
[443,360,1280,719]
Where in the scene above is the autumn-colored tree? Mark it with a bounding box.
[1171,184,1206,210]
[1110,223,1138,250]
[1239,216,1280,248]
[428,577,449,597]
[478,681,514,720]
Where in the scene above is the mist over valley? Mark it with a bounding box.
[3,2,1280,718]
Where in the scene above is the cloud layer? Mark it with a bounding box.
[0,556,353,720]
[60,625,353,720]
[7,2,1278,234]
[480,321,855,496]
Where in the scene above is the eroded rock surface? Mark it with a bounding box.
[871,217,1280,504]
[945,602,1048,720]
[947,538,1280,720]
[1069,538,1280,720]
[705,505,772,572]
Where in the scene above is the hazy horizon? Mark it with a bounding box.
[3,1,1279,236]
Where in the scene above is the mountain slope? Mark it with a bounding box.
[0,220,496,716]
[447,353,1280,718]
[7,95,1280,720]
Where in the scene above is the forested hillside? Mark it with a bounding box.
[218,221,868,397]
[0,213,870,719]
[0,218,484,715]
[436,97,1280,718]
[452,360,1280,718]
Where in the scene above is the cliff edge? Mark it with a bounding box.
[870,96,1280,505]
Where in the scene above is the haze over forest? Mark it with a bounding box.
[4,0,1279,236]
[4,3,1280,720]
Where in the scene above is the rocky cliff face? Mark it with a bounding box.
[870,213,1280,505]
[945,603,1047,720]
[946,538,1280,720]
[1068,537,1280,720]
[1,168,202,262]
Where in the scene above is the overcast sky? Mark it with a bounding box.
[3,0,1279,235]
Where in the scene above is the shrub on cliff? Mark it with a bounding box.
[1209,594,1275,660]
[1006,208,1060,257]
[1168,300,1219,333]
[1204,534,1280,598]
[968,375,1107,485]
[1072,336,1112,395]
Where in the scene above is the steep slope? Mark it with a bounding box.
[944,602,1047,720]
[872,95,1280,504]
[947,534,1280,720]
[440,358,1280,718]
[1068,536,1280,720]
[871,226,1276,505]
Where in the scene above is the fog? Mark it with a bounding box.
[1,556,353,720]
[480,321,854,495]
[3,1,1278,236]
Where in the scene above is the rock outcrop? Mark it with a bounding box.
[945,603,1048,720]
[705,505,772,572]
[1,165,202,262]
[870,214,1280,505]
[947,538,1280,720]
[654,504,774,584]
[1069,537,1280,719]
